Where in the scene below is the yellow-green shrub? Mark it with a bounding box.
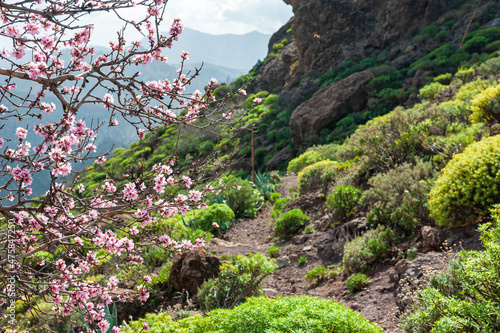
[122,296,383,333]
[342,226,394,274]
[197,253,276,311]
[297,160,337,192]
[470,82,500,123]
[287,150,323,173]
[428,135,500,227]
[419,82,448,100]
[274,208,309,239]
[454,78,491,102]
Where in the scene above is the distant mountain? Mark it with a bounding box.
[163,27,271,73]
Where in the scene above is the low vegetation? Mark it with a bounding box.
[123,296,383,333]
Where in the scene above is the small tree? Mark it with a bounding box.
[0,1,256,331]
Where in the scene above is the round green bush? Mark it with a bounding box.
[326,185,363,220]
[342,226,394,274]
[346,273,370,293]
[287,150,323,174]
[428,135,500,227]
[197,252,276,311]
[297,160,337,192]
[274,208,309,239]
[217,175,263,218]
[186,203,235,232]
[123,296,383,333]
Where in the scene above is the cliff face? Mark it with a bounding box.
[252,0,497,149]
[256,0,455,96]
[288,0,453,75]
[247,0,500,162]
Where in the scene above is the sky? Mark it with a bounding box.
[87,0,294,46]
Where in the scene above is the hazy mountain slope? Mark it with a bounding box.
[164,27,270,72]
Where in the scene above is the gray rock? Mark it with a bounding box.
[289,71,374,148]
[266,147,292,171]
[276,255,292,268]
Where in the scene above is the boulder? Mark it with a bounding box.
[289,71,374,148]
[421,226,441,250]
[276,256,292,268]
[317,217,368,262]
[266,147,293,171]
[392,252,447,311]
[169,248,221,296]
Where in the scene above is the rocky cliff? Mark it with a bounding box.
[250,0,499,150]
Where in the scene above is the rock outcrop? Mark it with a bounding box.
[284,0,455,75]
[289,70,374,147]
[169,248,220,296]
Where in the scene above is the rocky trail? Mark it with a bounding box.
[207,174,402,332]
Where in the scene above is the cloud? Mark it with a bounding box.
[156,0,292,35]
[41,0,292,47]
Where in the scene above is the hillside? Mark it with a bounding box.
[8,0,500,332]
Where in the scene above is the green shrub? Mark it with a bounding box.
[302,224,315,234]
[287,151,323,173]
[305,265,330,284]
[428,135,500,227]
[274,208,309,239]
[406,247,417,260]
[346,273,370,293]
[123,296,383,333]
[307,143,340,160]
[470,82,500,123]
[298,256,308,265]
[455,66,476,83]
[197,252,277,311]
[215,175,263,218]
[297,160,337,192]
[476,54,500,77]
[270,197,292,220]
[182,203,235,233]
[364,159,435,230]
[326,185,363,220]
[267,245,282,258]
[270,192,281,202]
[213,84,230,99]
[400,205,500,332]
[433,73,452,85]
[454,78,491,102]
[419,82,448,100]
[342,226,394,274]
[462,35,489,53]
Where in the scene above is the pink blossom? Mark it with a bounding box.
[213,222,219,228]
[238,88,247,95]
[103,94,114,109]
[180,50,190,60]
[98,319,110,332]
[96,156,106,164]
[182,176,192,188]
[16,127,27,140]
[143,322,150,331]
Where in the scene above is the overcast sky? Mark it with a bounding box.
[86,0,293,46]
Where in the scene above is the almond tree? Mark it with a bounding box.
[0,1,255,331]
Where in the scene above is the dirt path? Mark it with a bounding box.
[207,174,400,332]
